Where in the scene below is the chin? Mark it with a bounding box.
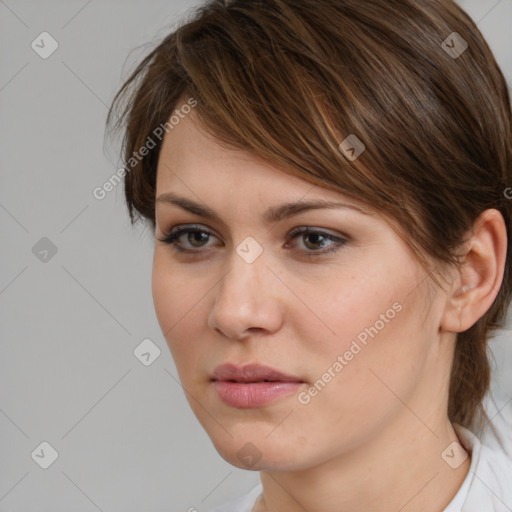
[204,426,312,472]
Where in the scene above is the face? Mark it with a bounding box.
[152,110,453,471]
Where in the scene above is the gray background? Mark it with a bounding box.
[0,0,511,510]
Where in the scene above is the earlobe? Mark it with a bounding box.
[440,209,507,334]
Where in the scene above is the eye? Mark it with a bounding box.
[285,226,347,257]
[156,224,348,257]
[156,224,217,252]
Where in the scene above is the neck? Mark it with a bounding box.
[254,414,470,512]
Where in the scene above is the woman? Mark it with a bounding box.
[106,0,512,510]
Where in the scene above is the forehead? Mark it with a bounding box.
[156,112,294,184]
[155,112,371,210]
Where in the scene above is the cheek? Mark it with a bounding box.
[289,308,423,454]
[293,254,429,404]
[152,253,180,335]
[151,252,206,367]
[152,250,208,328]
[289,255,409,357]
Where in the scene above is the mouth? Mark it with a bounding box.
[211,363,306,408]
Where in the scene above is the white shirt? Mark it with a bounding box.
[211,421,512,512]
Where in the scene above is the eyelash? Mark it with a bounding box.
[156,224,348,258]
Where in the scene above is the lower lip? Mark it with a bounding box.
[213,381,304,408]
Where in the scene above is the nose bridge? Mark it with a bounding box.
[217,242,271,308]
[208,240,282,338]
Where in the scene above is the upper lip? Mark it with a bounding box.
[211,363,304,383]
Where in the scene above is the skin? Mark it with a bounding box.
[152,108,507,512]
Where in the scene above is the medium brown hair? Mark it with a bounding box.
[106,0,512,432]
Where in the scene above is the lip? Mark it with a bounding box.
[211,363,305,408]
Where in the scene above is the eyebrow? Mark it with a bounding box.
[156,192,372,223]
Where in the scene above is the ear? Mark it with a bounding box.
[441,209,508,333]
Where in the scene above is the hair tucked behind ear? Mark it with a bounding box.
[106,0,512,432]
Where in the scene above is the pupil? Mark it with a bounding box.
[189,232,208,247]
[306,233,324,249]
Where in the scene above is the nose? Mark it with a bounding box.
[207,248,284,341]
